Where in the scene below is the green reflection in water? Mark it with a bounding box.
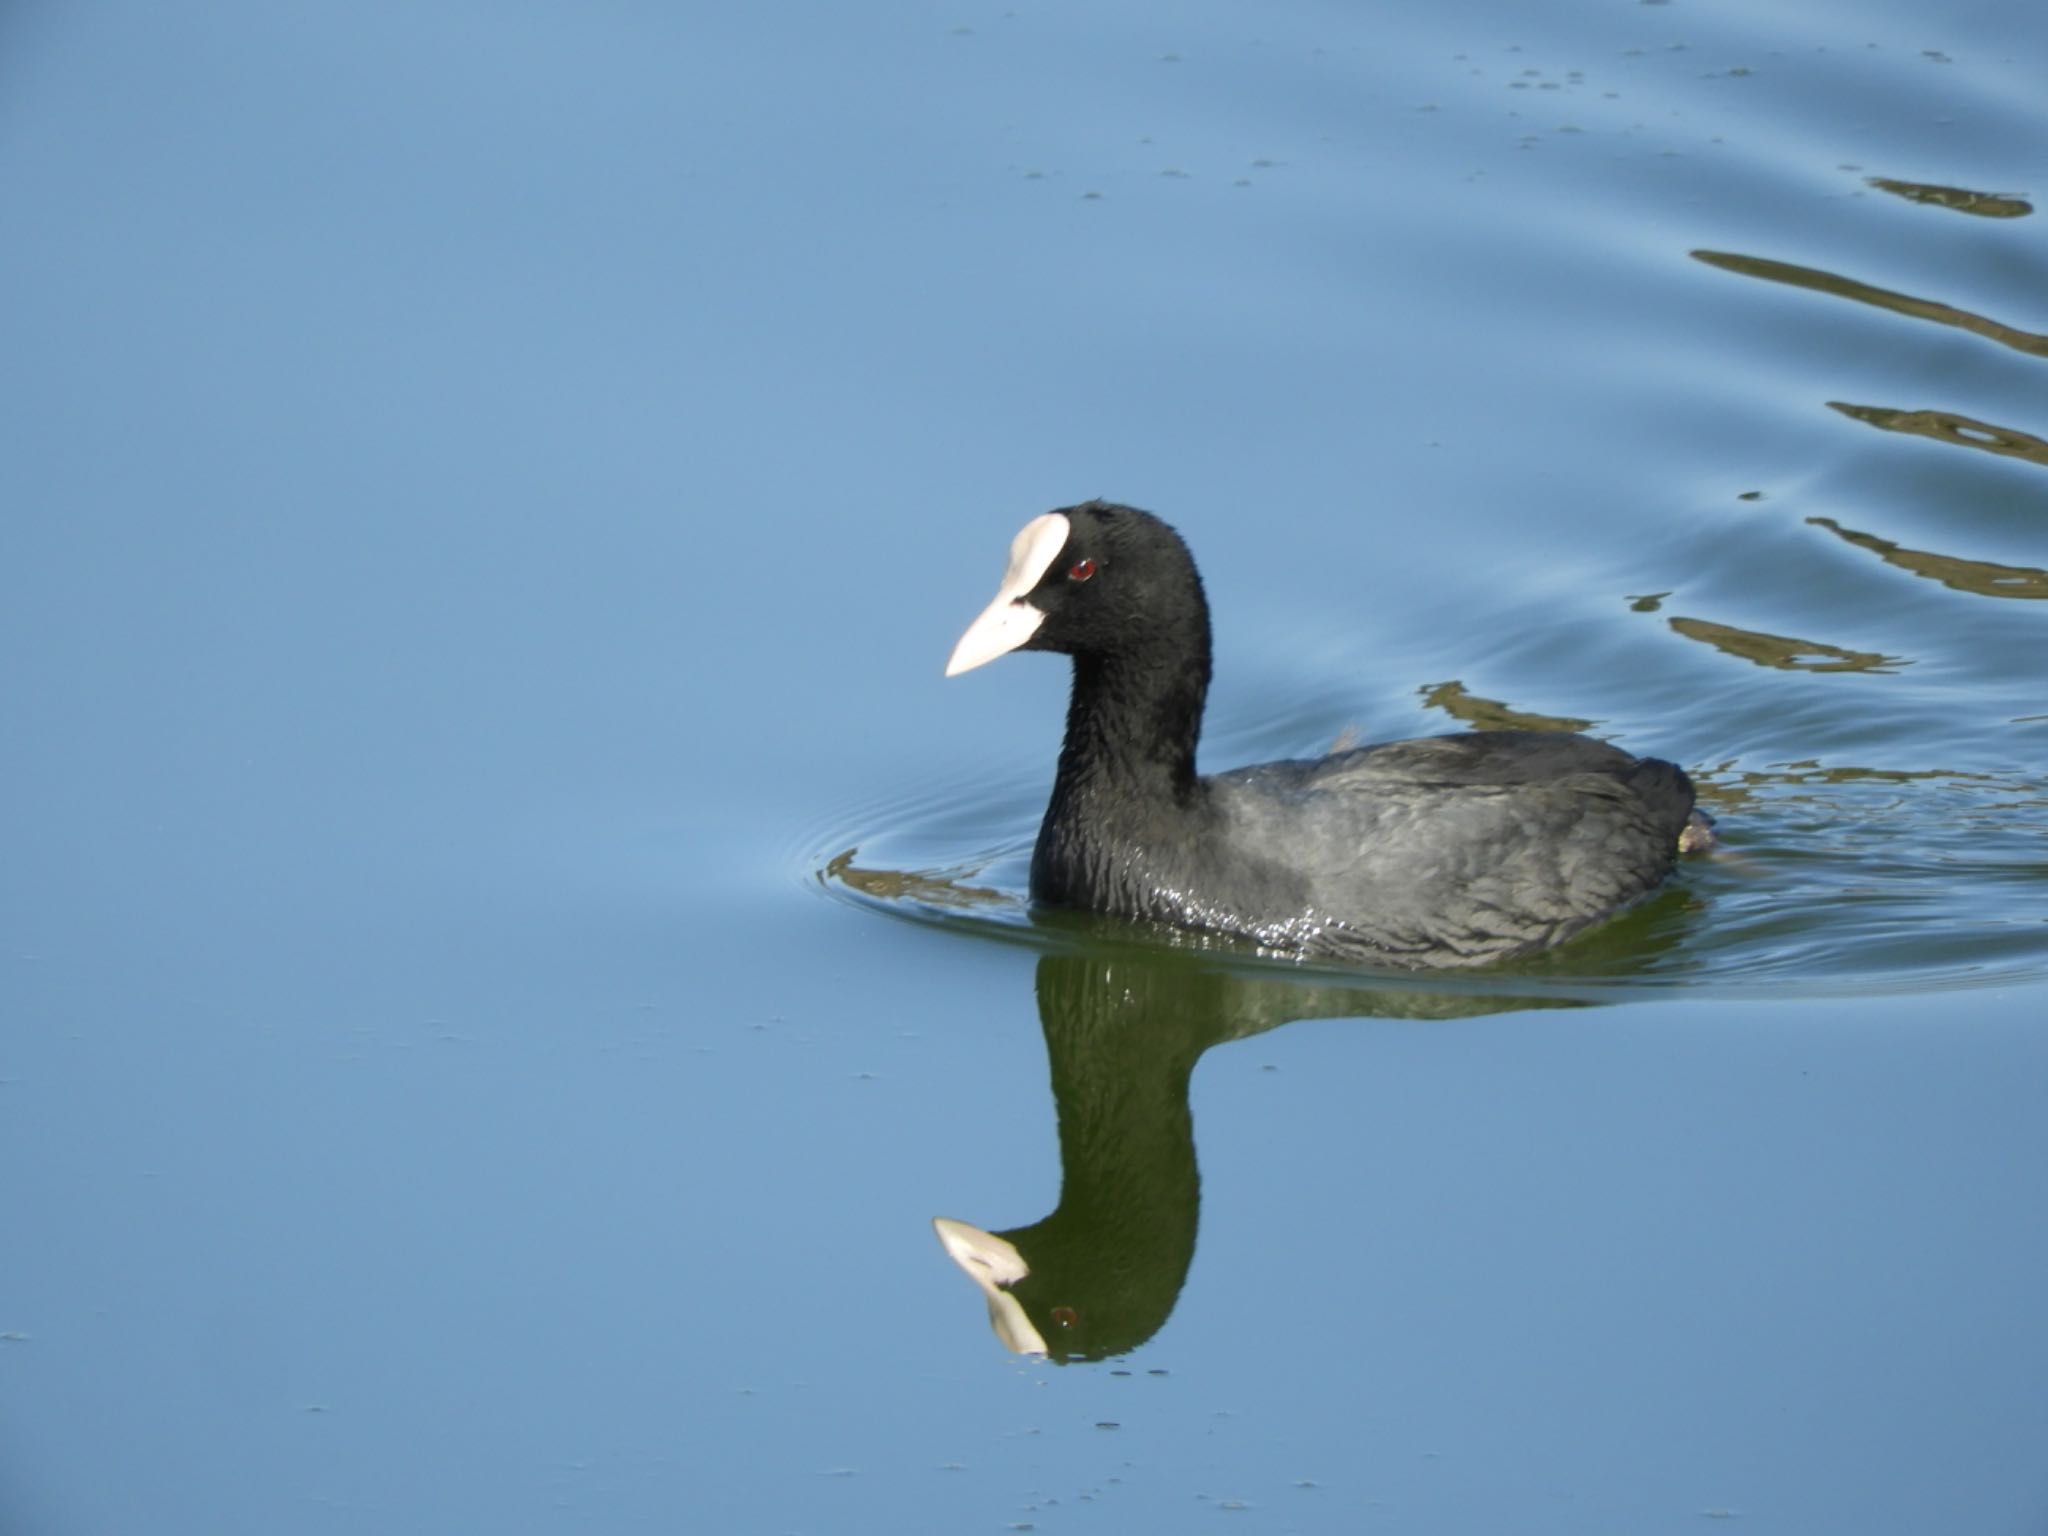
[1828,401,2048,469]
[1666,615,1909,673]
[1808,517,2048,600]
[1417,679,1594,732]
[824,847,1008,909]
[1691,249,2048,361]
[1687,759,2005,817]
[1865,177,2032,218]
[932,948,1576,1363]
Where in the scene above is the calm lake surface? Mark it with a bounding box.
[4,1,2045,1532]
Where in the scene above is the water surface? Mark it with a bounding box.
[4,1,2045,1532]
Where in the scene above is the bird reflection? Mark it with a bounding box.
[933,947,1583,1364]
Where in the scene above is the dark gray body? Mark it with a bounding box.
[1032,729,1694,967]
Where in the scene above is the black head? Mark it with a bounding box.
[945,501,1208,675]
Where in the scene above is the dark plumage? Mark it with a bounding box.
[946,500,1703,968]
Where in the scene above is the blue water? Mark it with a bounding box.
[4,1,2046,1532]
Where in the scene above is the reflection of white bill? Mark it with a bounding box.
[931,1217,1047,1358]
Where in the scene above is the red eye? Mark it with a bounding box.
[1051,1306,1079,1328]
[1067,558,1097,582]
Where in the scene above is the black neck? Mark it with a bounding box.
[1050,639,1211,810]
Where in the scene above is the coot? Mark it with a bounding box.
[945,500,1705,967]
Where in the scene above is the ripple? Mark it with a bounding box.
[1865,177,2032,219]
[1667,614,1910,673]
[1691,248,2048,361]
[1826,404,2048,473]
[807,750,2048,1002]
[1806,515,2048,600]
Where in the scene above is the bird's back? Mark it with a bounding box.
[1203,732,1696,965]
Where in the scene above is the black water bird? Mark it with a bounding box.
[946,501,1705,967]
